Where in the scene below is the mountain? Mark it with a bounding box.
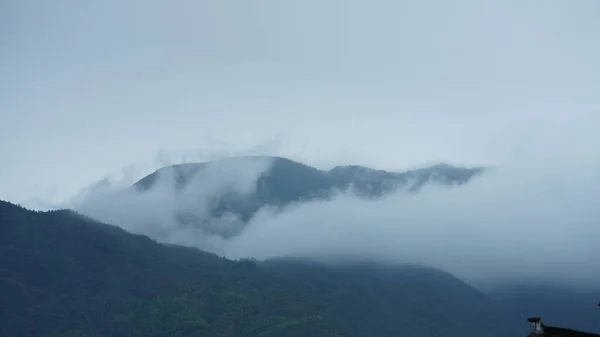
[261,258,522,337]
[130,156,484,237]
[0,200,342,337]
[134,156,483,199]
[1,199,527,337]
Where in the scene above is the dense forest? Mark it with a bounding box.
[0,199,586,337]
[1,200,344,337]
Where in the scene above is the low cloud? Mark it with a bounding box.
[226,162,600,288]
[71,119,600,289]
[72,156,275,254]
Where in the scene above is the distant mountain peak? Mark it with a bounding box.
[122,156,484,239]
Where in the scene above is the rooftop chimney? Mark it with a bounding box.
[527,317,544,335]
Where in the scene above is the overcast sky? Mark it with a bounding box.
[2,0,599,206]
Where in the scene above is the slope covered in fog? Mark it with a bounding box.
[127,156,483,238]
[134,156,482,198]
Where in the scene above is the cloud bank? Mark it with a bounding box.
[72,156,274,254]
[71,119,600,289]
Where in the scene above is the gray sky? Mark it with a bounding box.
[2,0,599,206]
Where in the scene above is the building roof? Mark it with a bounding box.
[540,324,600,337]
[527,318,600,337]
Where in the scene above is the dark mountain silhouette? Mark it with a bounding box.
[1,199,526,337]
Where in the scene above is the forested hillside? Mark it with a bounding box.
[0,200,524,337]
[0,200,343,337]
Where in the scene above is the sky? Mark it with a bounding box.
[2,0,600,207]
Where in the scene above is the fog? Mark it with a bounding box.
[73,157,273,253]
[70,117,600,289]
[9,0,593,290]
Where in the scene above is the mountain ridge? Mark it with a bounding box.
[133,156,485,195]
[125,156,484,238]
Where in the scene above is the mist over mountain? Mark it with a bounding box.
[6,138,600,336]
[134,156,482,196]
[6,199,600,337]
[73,156,491,263]
[4,0,600,336]
[71,144,600,292]
[128,156,483,238]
